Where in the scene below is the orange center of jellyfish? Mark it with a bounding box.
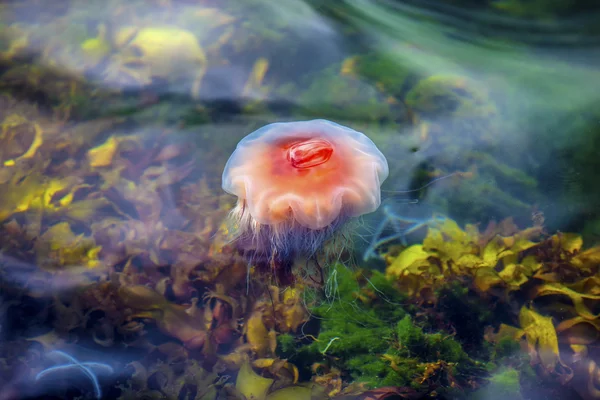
[266,135,348,191]
[286,139,333,169]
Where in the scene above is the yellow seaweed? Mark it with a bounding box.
[518,306,560,372]
[266,386,312,400]
[236,360,274,400]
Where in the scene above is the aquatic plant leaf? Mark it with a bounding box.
[236,360,274,400]
[422,218,477,261]
[572,246,600,270]
[386,244,429,277]
[482,239,508,265]
[500,236,538,253]
[552,233,583,254]
[522,255,543,273]
[387,216,548,301]
[58,197,113,222]
[473,268,504,293]
[280,286,309,332]
[556,316,600,345]
[266,386,312,400]
[0,114,43,165]
[455,253,483,268]
[567,276,600,296]
[482,236,537,269]
[531,283,600,320]
[118,285,167,309]
[87,136,122,167]
[497,263,530,288]
[497,255,541,288]
[0,170,46,221]
[489,323,524,345]
[518,307,560,372]
[36,222,102,269]
[119,285,207,349]
[252,358,300,387]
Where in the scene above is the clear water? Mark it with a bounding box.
[1,1,599,399]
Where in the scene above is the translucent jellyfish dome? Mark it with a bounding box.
[222,119,389,231]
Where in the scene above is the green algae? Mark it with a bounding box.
[277,265,408,387]
[277,265,486,392]
[396,314,469,364]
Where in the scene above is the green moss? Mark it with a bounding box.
[396,315,426,353]
[277,333,296,355]
[396,315,469,363]
[345,353,419,388]
[276,265,409,386]
[277,265,484,392]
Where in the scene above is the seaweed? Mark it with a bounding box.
[276,265,487,397]
[384,215,600,399]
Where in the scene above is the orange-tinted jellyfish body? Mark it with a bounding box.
[221,119,388,283]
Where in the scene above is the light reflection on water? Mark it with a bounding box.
[1,0,600,399]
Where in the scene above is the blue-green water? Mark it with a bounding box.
[1,1,599,399]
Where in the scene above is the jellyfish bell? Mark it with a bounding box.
[221,119,389,280]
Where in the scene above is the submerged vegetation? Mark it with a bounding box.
[1,0,600,399]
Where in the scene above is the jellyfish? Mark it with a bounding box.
[221,119,389,282]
